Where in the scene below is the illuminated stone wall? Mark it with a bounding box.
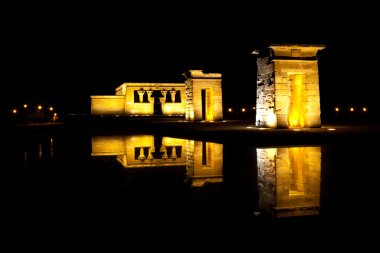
[255,45,325,128]
[185,70,223,121]
[91,96,125,115]
[256,57,276,127]
[257,147,321,217]
[91,135,223,186]
[117,83,186,116]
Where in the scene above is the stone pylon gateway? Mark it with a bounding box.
[254,45,325,128]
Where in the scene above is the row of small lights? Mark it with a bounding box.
[11,104,58,117]
[335,106,367,112]
[227,107,256,113]
[226,106,369,113]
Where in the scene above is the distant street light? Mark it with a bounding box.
[362,107,367,112]
[49,107,54,111]
[23,104,28,109]
[349,107,354,112]
[12,109,17,114]
[38,105,42,110]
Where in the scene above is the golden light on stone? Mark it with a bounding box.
[266,111,277,128]
[38,105,42,110]
[91,135,223,187]
[350,107,354,112]
[362,107,367,112]
[288,74,305,128]
[257,146,321,217]
[23,104,28,109]
[204,88,215,121]
[91,70,223,121]
[12,109,17,114]
[255,44,325,128]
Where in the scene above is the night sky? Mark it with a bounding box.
[5,3,379,118]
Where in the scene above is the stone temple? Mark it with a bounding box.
[91,70,223,121]
[254,44,325,128]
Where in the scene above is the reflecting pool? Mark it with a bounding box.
[3,128,377,244]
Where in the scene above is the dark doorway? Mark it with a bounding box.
[201,89,206,120]
[153,91,163,115]
[202,141,207,165]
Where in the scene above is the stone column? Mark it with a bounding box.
[138,147,146,161]
[146,90,153,99]
[147,147,154,160]
[170,90,177,102]
[146,90,154,113]
[137,90,145,103]
[170,147,177,159]
[161,90,167,102]
[160,143,168,160]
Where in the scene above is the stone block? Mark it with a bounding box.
[275,89,290,96]
[275,83,290,90]
[275,95,289,102]
[304,89,320,96]
[306,95,320,102]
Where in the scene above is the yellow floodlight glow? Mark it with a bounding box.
[267,112,277,128]
[335,107,339,112]
[38,105,42,110]
[288,75,305,128]
[350,107,354,112]
[23,104,28,109]
[49,107,54,111]
[12,109,17,114]
[241,108,246,112]
[228,108,232,112]
[362,107,367,112]
[205,88,214,121]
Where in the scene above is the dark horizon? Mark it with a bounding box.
[5,4,378,120]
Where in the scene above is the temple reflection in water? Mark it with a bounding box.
[91,135,223,187]
[91,135,321,217]
[257,147,321,217]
